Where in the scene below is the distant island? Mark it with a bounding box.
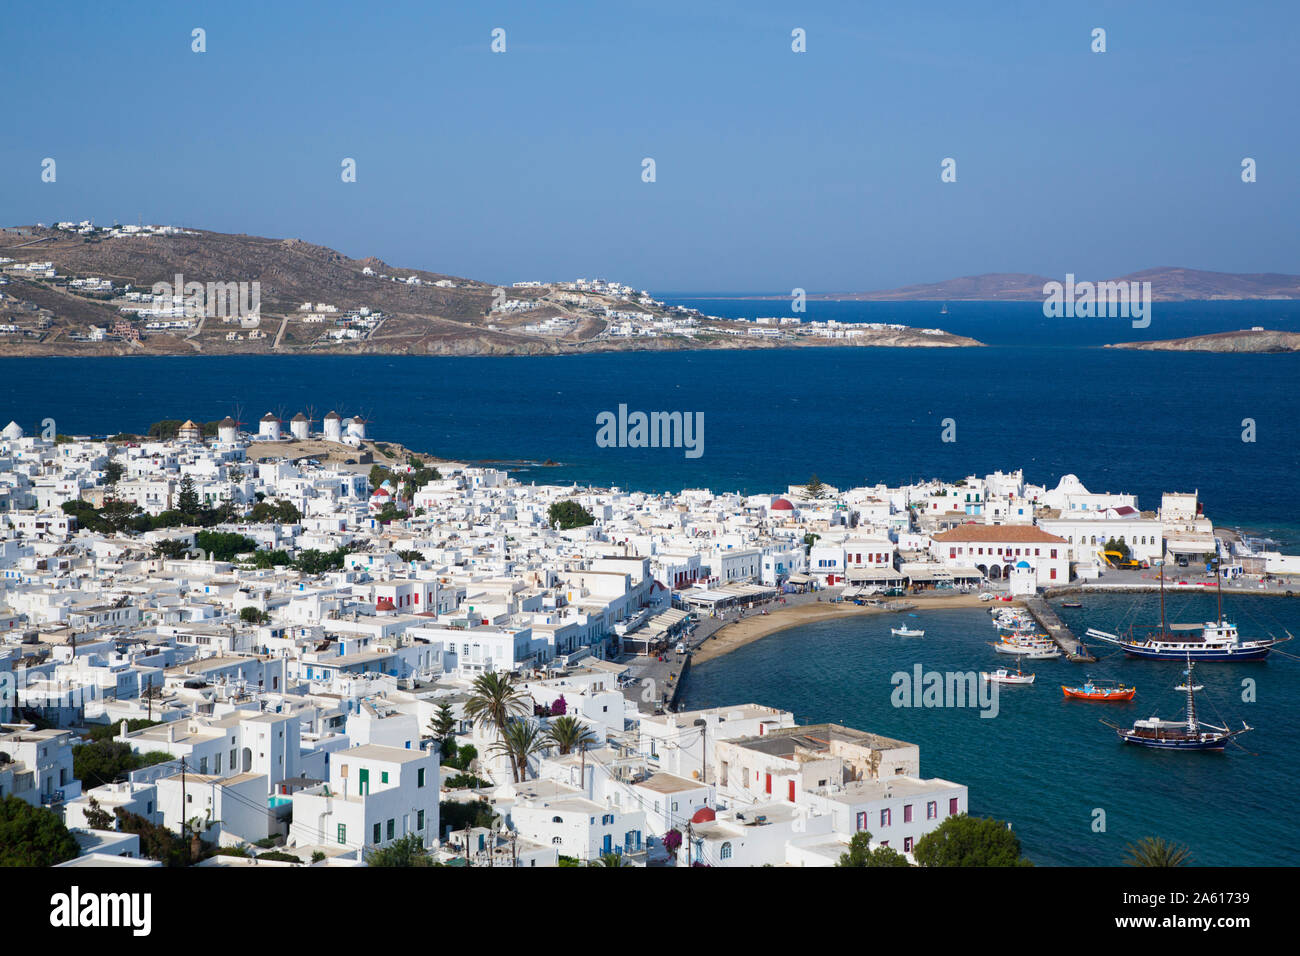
[1106,328,1300,353]
[738,267,1300,302]
[0,223,981,356]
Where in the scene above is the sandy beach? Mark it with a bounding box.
[689,592,994,665]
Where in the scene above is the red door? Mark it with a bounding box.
[765,773,772,794]
[787,780,796,802]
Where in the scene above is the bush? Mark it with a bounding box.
[0,796,80,866]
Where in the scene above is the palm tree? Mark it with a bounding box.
[489,719,547,783]
[1123,836,1193,867]
[463,672,530,739]
[588,851,630,867]
[545,715,598,755]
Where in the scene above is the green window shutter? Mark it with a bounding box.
[373,822,381,844]
[381,771,389,784]
[337,824,346,845]
[417,810,425,830]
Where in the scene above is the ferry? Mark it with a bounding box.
[1062,679,1135,701]
[1085,559,1289,662]
[1102,660,1251,751]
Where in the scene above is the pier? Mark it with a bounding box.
[1022,596,1096,662]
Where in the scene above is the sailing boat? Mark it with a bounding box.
[1103,658,1251,751]
[939,302,949,315]
[1085,550,1287,662]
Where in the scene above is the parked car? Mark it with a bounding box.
[674,642,686,654]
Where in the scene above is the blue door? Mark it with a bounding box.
[602,834,612,854]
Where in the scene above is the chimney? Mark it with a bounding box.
[168,723,176,743]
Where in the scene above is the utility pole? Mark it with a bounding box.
[180,755,187,843]
[694,718,707,785]
[685,821,693,867]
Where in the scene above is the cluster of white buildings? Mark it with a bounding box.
[0,417,1276,867]
[52,221,197,240]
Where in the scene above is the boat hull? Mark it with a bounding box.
[1063,686,1135,701]
[1116,731,1228,751]
[1120,644,1273,662]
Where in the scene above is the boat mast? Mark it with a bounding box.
[1185,657,1198,734]
[1159,559,1166,635]
[1215,538,1224,625]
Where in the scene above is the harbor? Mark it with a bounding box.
[1021,596,1097,662]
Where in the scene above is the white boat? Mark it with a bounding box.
[891,626,924,637]
[981,667,1036,685]
[991,641,1061,659]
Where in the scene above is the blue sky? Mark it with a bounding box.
[2,0,1295,291]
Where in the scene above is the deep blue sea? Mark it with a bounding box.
[3,299,1297,547]
[2,298,1298,865]
[680,592,1300,867]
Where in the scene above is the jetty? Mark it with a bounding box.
[1022,595,1096,662]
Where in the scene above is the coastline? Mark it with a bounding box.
[688,592,991,665]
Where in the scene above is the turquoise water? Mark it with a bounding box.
[679,592,1300,866]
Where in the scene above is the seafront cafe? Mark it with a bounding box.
[678,582,779,614]
[845,567,908,591]
[621,607,694,656]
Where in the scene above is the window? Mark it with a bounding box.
[381,771,389,784]
[387,819,395,840]
[417,810,425,830]
[904,836,913,853]
[417,768,426,788]
[855,811,868,832]
[720,841,732,860]
[949,798,959,815]
[373,822,381,844]
[927,801,937,820]
[904,804,913,823]
[338,824,347,844]
[880,808,891,827]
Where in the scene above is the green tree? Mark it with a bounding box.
[115,809,194,867]
[104,460,125,486]
[83,796,115,830]
[463,672,530,747]
[439,799,497,833]
[294,547,349,574]
[177,475,200,515]
[805,474,827,498]
[153,538,192,560]
[489,719,547,783]
[1123,836,1193,867]
[194,531,258,562]
[588,851,631,867]
[837,831,911,867]
[73,740,142,790]
[367,834,438,867]
[548,500,594,530]
[429,702,456,750]
[545,715,598,755]
[912,815,1033,867]
[72,741,172,790]
[239,606,270,625]
[0,796,80,866]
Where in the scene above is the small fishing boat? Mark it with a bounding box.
[982,656,1035,685]
[891,626,924,637]
[990,641,1061,659]
[1062,679,1135,701]
[982,667,1035,685]
[1061,601,1082,609]
[1101,659,1251,751]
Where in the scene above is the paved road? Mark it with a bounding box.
[614,587,843,713]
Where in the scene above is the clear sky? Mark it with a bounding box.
[2,0,1295,292]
